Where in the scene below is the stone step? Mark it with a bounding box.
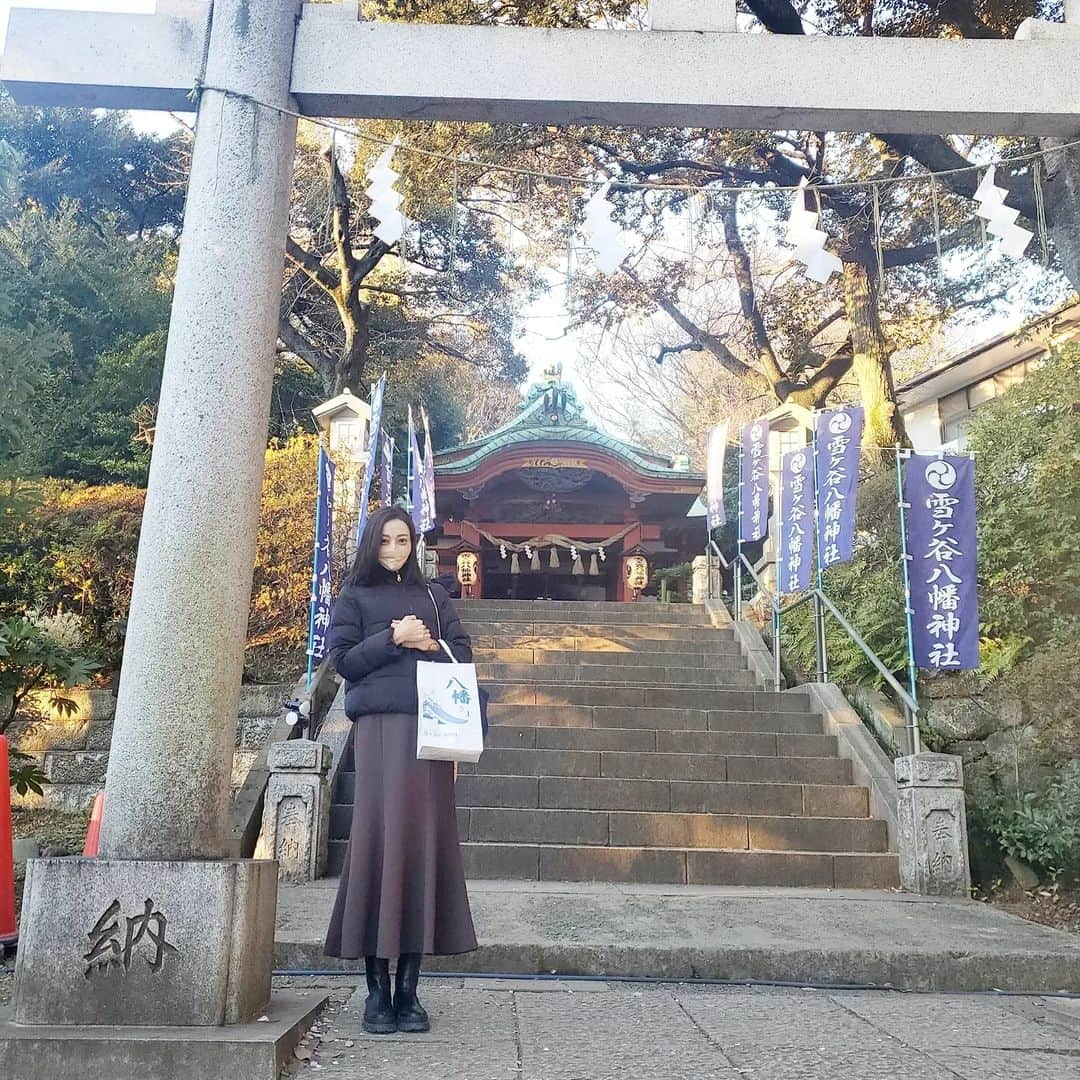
[459,600,709,622]
[453,774,871,817]
[458,842,900,888]
[474,633,741,654]
[488,684,809,712]
[487,703,823,734]
[475,663,759,689]
[473,648,747,670]
[485,724,838,758]
[459,608,710,626]
[454,807,889,852]
[464,622,734,642]
[457,747,853,785]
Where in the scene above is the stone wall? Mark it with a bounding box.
[8,683,293,811]
[922,673,1036,801]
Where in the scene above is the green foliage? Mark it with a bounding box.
[0,92,185,235]
[247,434,321,678]
[652,562,693,603]
[0,481,146,671]
[781,347,1080,691]
[972,762,1080,884]
[965,346,1080,647]
[0,614,98,736]
[9,749,47,797]
[780,468,909,689]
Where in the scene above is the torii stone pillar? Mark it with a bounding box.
[5,2,318,1070]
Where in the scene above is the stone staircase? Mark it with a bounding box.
[329,600,899,889]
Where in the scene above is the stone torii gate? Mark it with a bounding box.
[1,1,1078,1075]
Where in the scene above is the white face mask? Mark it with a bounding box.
[378,520,413,574]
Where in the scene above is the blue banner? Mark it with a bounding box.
[905,455,980,671]
[420,408,436,532]
[705,422,727,529]
[380,433,393,508]
[356,373,386,544]
[306,447,336,674]
[814,404,863,569]
[779,447,815,594]
[408,406,424,533]
[740,418,770,543]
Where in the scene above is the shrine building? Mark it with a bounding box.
[431,368,705,601]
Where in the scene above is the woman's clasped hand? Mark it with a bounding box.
[391,614,439,651]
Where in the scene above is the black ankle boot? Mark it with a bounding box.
[393,953,430,1033]
[362,956,397,1035]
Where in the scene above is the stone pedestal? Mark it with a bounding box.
[691,554,720,605]
[254,740,332,882]
[13,858,277,1026]
[895,753,971,897]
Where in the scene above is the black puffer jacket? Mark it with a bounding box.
[326,571,472,720]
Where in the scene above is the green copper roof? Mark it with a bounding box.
[435,367,703,482]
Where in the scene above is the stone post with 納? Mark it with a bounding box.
[895,752,972,897]
[4,1,324,1071]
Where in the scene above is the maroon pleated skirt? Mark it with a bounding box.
[324,711,478,959]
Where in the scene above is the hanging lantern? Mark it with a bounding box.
[456,550,479,587]
[624,554,649,593]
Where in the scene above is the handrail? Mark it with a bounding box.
[708,539,730,569]
[813,589,920,720]
[736,552,782,690]
[710,544,921,755]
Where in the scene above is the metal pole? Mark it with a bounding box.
[773,600,782,690]
[735,443,743,621]
[705,514,713,601]
[893,444,923,757]
[810,410,828,683]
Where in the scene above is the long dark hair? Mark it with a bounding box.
[347,505,425,587]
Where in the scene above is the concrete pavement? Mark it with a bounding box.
[277,975,1080,1079]
[276,879,1080,993]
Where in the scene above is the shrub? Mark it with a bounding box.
[965,346,1080,647]
[0,480,144,669]
[1,434,333,682]
[972,762,1080,884]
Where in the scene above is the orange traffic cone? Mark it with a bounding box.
[83,790,105,857]
[0,736,17,945]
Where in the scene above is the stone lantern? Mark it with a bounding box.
[312,388,372,562]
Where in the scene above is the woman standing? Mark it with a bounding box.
[323,506,477,1034]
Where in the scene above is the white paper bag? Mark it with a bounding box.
[416,641,485,763]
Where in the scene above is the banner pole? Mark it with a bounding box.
[893,444,922,756]
[705,514,713,601]
[735,443,743,621]
[407,409,415,520]
[810,410,829,683]
[305,444,326,691]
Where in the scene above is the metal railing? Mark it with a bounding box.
[704,546,921,757]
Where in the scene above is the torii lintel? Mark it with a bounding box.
[2,1,1079,136]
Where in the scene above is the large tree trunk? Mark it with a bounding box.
[1044,139,1080,292]
[334,298,370,396]
[841,260,910,450]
